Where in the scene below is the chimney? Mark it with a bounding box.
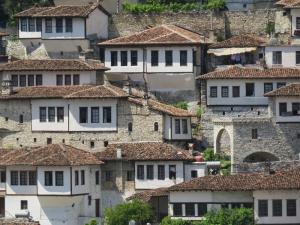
[188,143,194,155]
[1,80,13,95]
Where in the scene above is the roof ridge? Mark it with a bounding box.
[104,84,126,97]
[58,144,71,165]
[63,85,94,98]
[34,6,57,16]
[163,24,196,42]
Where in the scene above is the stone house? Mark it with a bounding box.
[98,24,212,103]
[168,167,300,225]
[14,3,110,59]
[0,144,103,225]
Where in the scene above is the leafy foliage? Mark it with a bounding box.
[266,21,275,35]
[203,148,231,174]
[173,101,189,110]
[161,216,192,225]
[84,219,98,225]
[104,200,154,225]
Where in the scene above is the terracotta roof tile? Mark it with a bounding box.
[0,59,109,72]
[15,4,109,17]
[0,85,128,99]
[95,142,194,161]
[209,34,266,49]
[276,0,300,7]
[98,25,210,46]
[265,83,300,96]
[0,144,103,166]
[127,188,169,202]
[197,66,300,80]
[0,32,8,37]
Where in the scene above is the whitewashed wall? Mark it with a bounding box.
[86,8,108,39]
[164,115,192,140]
[291,9,300,38]
[135,161,184,189]
[273,96,300,122]
[72,166,90,195]
[254,190,300,224]
[265,46,300,67]
[184,163,207,181]
[18,18,42,39]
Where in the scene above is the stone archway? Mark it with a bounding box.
[215,128,231,157]
[243,152,279,163]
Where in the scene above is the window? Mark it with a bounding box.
[11,171,18,185]
[75,170,79,186]
[45,18,52,33]
[88,195,92,206]
[65,18,73,32]
[65,75,71,86]
[279,103,287,116]
[56,18,63,33]
[173,203,182,216]
[39,107,46,122]
[264,83,273,94]
[95,171,100,185]
[175,119,181,134]
[221,86,229,98]
[180,50,188,66]
[19,114,24,124]
[111,51,118,66]
[246,83,255,97]
[127,171,134,181]
[81,170,85,185]
[296,51,300,65]
[221,203,229,209]
[48,107,55,122]
[151,50,158,66]
[182,119,188,134]
[21,200,28,210]
[45,171,53,186]
[131,51,138,66]
[73,74,80,85]
[137,165,144,180]
[272,200,282,217]
[28,75,34,86]
[158,165,165,180]
[210,86,217,98]
[128,122,133,132]
[0,171,6,183]
[258,200,268,217]
[292,103,300,116]
[95,199,101,218]
[297,17,300,30]
[272,51,282,65]
[277,82,286,89]
[57,107,64,122]
[19,75,26,87]
[20,171,28,186]
[121,51,128,66]
[79,107,88,123]
[11,75,18,87]
[165,50,173,66]
[28,18,35,32]
[198,203,207,217]
[287,199,297,216]
[105,171,113,182]
[146,165,154,180]
[91,107,99,123]
[90,141,95,149]
[36,18,42,32]
[29,171,36,185]
[55,171,64,186]
[21,18,27,32]
[103,107,112,123]
[154,122,159,131]
[36,75,43,86]
[56,75,63,86]
[252,129,258,139]
[185,203,195,216]
[47,138,52,145]
[191,170,198,178]
[169,165,176,180]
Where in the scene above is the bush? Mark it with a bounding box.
[104,200,154,225]
[85,219,98,225]
[173,101,189,110]
[160,216,192,225]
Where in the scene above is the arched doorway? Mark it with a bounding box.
[216,129,231,157]
[243,152,279,163]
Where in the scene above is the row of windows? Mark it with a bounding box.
[174,119,188,135]
[110,50,188,67]
[279,102,300,116]
[11,74,43,87]
[209,82,286,98]
[56,74,80,86]
[10,171,37,186]
[258,199,297,217]
[45,18,73,33]
[40,107,64,123]
[20,18,42,32]
[136,164,176,180]
[44,171,64,186]
[74,170,86,186]
[272,50,300,65]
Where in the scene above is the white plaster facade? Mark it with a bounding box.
[270,96,300,123]
[265,46,300,68]
[164,116,192,140]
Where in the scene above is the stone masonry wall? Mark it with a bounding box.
[0,99,164,150]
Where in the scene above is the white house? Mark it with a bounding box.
[98,24,211,101]
[0,144,103,225]
[0,59,108,90]
[168,168,300,224]
[14,4,110,59]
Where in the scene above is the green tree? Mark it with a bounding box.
[85,219,98,225]
[104,200,154,225]
[173,101,188,110]
[161,216,192,225]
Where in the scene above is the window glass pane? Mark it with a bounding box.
[45,171,53,186]
[185,203,195,216]
[48,107,55,122]
[169,165,176,179]
[121,51,128,66]
[182,119,188,134]
[56,18,63,33]
[81,170,85,185]
[11,75,18,87]
[173,203,182,216]
[252,129,258,139]
[65,75,71,85]
[45,18,52,33]
[11,171,18,185]
[56,75,63,86]
[158,165,165,180]
[292,103,300,116]
[233,86,240,97]
[180,50,187,66]
[91,107,99,123]
[0,171,6,183]
[111,51,118,66]
[146,165,154,180]
[297,17,300,30]
[21,18,27,32]
[272,200,282,217]
[29,171,36,185]
[258,200,268,217]
[57,107,64,122]
[80,107,88,123]
[137,165,144,180]
[165,50,173,66]
[19,75,26,87]
[36,75,43,86]
[246,83,255,97]
[272,51,282,65]
[296,52,300,65]
[28,75,34,86]
[277,82,286,89]
[131,51,138,66]
[221,86,229,97]
[126,171,134,181]
[151,50,158,66]
[287,199,297,216]
[65,18,73,32]
[28,18,35,32]
[36,18,42,32]
[279,103,287,116]
[198,203,207,217]
[264,83,273,94]
[21,200,28,210]
[40,107,47,122]
[73,74,80,85]
[103,107,112,123]
[191,170,198,178]
[105,171,113,182]
[55,171,64,186]
[95,171,100,185]
[175,119,181,134]
[210,86,217,98]
[75,171,79,185]
[20,171,28,186]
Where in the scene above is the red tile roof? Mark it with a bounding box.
[0,59,109,72]
[0,32,8,37]
[197,66,300,80]
[98,25,210,46]
[15,3,109,17]
[0,85,128,99]
[127,188,169,202]
[276,0,300,7]
[264,83,300,97]
[209,34,266,49]
[0,144,103,166]
[95,142,194,161]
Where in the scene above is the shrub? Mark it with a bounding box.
[160,216,192,225]
[204,0,226,10]
[173,101,189,110]
[104,200,154,225]
[85,219,98,225]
